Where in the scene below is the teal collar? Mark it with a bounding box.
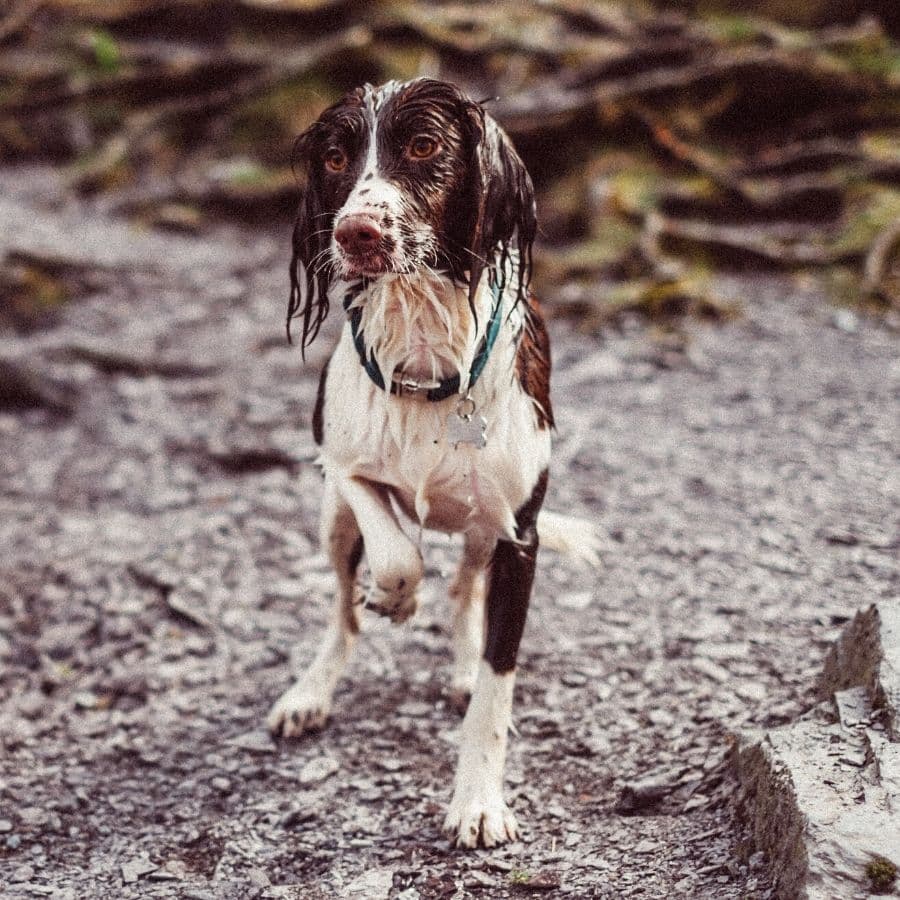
[342,277,503,402]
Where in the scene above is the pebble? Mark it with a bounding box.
[226,731,276,754]
[121,858,157,884]
[298,755,340,785]
[343,867,394,897]
[396,702,431,718]
[10,864,35,883]
[831,309,858,333]
[632,839,660,854]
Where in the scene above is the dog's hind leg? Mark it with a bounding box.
[268,477,362,737]
[448,531,493,711]
[444,470,548,848]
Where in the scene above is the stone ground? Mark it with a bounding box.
[0,166,898,899]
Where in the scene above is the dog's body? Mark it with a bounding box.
[268,78,561,848]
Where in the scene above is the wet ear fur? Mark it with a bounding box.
[286,124,331,355]
[463,101,536,313]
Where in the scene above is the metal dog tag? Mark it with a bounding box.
[447,397,487,449]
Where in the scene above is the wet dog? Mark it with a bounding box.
[269,77,590,848]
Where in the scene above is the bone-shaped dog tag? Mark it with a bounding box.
[447,397,487,449]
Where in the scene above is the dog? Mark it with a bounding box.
[268,77,594,849]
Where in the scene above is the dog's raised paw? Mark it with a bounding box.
[267,684,331,738]
[364,580,419,624]
[443,789,519,849]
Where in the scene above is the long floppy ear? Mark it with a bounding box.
[286,127,331,356]
[464,104,537,313]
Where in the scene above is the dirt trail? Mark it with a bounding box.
[1,167,898,899]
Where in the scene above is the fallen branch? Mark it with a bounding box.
[68,26,370,191]
[0,0,43,44]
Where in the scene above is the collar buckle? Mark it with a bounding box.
[390,372,443,394]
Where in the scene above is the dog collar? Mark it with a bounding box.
[341,277,503,402]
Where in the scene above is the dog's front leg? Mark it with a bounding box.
[332,471,424,624]
[445,471,548,849]
[448,531,493,710]
[269,476,363,737]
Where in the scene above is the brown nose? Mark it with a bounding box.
[334,214,382,255]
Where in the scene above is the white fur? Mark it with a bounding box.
[320,272,549,541]
[331,82,439,278]
[447,532,493,706]
[537,510,603,567]
[444,661,518,848]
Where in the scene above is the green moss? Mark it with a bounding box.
[866,856,897,893]
[831,187,900,258]
[705,15,761,44]
[85,28,121,73]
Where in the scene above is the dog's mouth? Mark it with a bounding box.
[341,251,392,278]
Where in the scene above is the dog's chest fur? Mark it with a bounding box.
[317,274,551,540]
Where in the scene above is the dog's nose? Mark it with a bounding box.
[334,214,383,254]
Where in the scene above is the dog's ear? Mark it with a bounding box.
[464,103,537,312]
[287,125,331,355]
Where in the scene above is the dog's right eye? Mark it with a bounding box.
[324,148,348,173]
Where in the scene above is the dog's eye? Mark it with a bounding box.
[324,148,348,173]
[407,136,439,160]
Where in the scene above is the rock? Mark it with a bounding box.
[18,807,49,828]
[211,776,232,794]
[734,602,900,899]
[831,309,858,333]
[121,858,158,884]
[342,867,393,897]
[820,602,900,737]
[226,731,275,754]
[0,358,76,414]
[298,755,339,785]
[465,869,496,888]
[561,671,587,688]
[10,863,35,883]
[615,774,679,814]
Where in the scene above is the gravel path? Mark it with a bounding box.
[1,169,898,899]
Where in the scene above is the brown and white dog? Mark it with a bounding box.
[268,77,592,848]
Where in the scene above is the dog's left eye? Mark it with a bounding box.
[407,135,440,160]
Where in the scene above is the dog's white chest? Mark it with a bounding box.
[318,328,549,539]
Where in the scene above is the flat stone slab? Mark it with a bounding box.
[734,601,900,899]
[821,602,900,738]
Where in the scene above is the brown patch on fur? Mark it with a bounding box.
[515,297,554,430]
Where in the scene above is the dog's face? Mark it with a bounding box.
[308,80,474,279]
[287,78,537,352]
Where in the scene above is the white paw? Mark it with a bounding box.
[443,785,519,849]
[364,577,419,624]
[365,541,423,624]
[267,682,331,738]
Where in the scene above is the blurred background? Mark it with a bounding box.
[2,0,899,330]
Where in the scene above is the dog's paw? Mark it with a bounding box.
[443,786,519,849]
[364,579,419,624]
[364,541,423,624]
[267,683,331,738]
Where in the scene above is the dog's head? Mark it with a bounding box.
[287,78,536,352]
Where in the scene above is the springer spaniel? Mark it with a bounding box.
[268,77,592,848]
